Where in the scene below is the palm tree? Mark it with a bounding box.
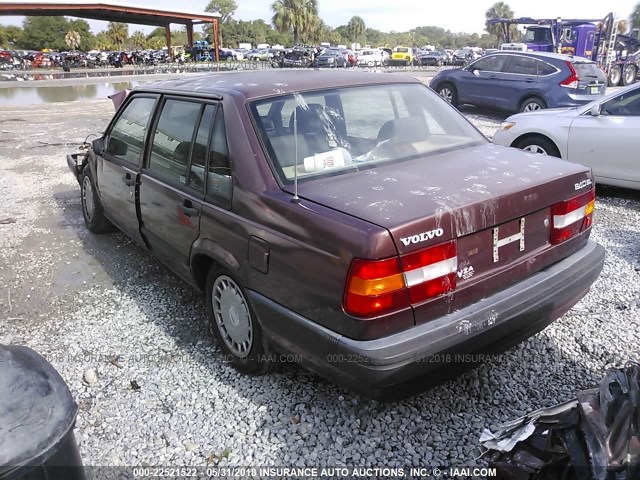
[271,0,318,45]
[106,22,128,50]
[130,31,147,49]
[618,19,628,35]
[65,30,81,51]
[347,16,366,47]
[485,1,515,47]
[631,2,640,29]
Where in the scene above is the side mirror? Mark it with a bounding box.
[91,137,104,155]
[107,137,128,156]
[472,69,480,76]
[590,104,601,116]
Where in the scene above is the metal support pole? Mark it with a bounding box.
[165,25,172,60]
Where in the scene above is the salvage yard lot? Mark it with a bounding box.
[0,97,639,467]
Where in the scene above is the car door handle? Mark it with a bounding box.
[181,200,199,217]
[122,173,135,186]
[490,75,498,80]
[525,78,535,83]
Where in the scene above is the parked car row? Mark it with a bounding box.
[0,48,172,70]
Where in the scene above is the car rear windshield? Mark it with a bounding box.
[572,61,603,80]
[250,83,486,184]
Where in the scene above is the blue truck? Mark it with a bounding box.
[489,13,639,86]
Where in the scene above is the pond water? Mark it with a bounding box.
[0,82,143,105]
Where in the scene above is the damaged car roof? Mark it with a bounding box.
[133,70,421,100]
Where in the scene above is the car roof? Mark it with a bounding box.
[487,51,593,63]
[134,70,421,100]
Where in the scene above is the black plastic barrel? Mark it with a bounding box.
[0,345,86,480]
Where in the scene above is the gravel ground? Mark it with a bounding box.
[0,95,639,471]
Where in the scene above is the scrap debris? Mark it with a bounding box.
[480,364,640,479]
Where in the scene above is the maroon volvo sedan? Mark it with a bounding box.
[67,71,605,400]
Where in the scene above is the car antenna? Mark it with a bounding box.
[292,97,301,204]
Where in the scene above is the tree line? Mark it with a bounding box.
[1,0,639,51]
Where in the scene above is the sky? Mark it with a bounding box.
[1,0,637,35]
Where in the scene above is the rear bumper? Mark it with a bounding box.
[250,240,605,400]
[556,91,604,107]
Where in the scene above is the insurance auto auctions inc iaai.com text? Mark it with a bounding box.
[186,466,499,478]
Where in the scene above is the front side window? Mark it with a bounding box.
[471,55,508,72]
[107,96,156,165]
[149,99,202,184]
[251,83,486,184]
[602,88,640,116]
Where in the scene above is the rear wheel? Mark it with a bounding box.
[520,97,546,113]
[608,65,622,86]
[81,167,113,234]
[514,135,560,158]
[622,64,637,86]
[205,268,273,375]
[437,82,458,107]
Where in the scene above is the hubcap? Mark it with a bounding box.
[82,175,95,221]
[611,68,621,84]
[625,67,636,84]
[439,88,453,103]
[523,102,541,112]
[212,275,253,358]
[523,144,548,155]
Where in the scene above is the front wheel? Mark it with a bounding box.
[206,268,273,375]
[514,135,560,157]
[608,65,622,86]
[81,167,113,234]
[622,64,637,86]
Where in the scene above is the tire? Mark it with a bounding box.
[514,135,560,157]
[205,268,273,375]
[520,97,546,113]
[437,82,458,107]
[608,65,622,87]
[622,64,637,86]
[80,167,113,234]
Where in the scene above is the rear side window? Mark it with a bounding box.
[189,104,216,191]
[535,60,557,76]
[504,56,542,75]
[207,108,232,203]
[107,96,156,165]
[149,99,202,184]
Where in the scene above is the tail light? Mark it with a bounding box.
[560,62,579,88]
[344,241,457,318]
[550,189,595,244]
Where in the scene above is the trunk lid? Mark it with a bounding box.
[287,143,593,319]
[289,143,591,247]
